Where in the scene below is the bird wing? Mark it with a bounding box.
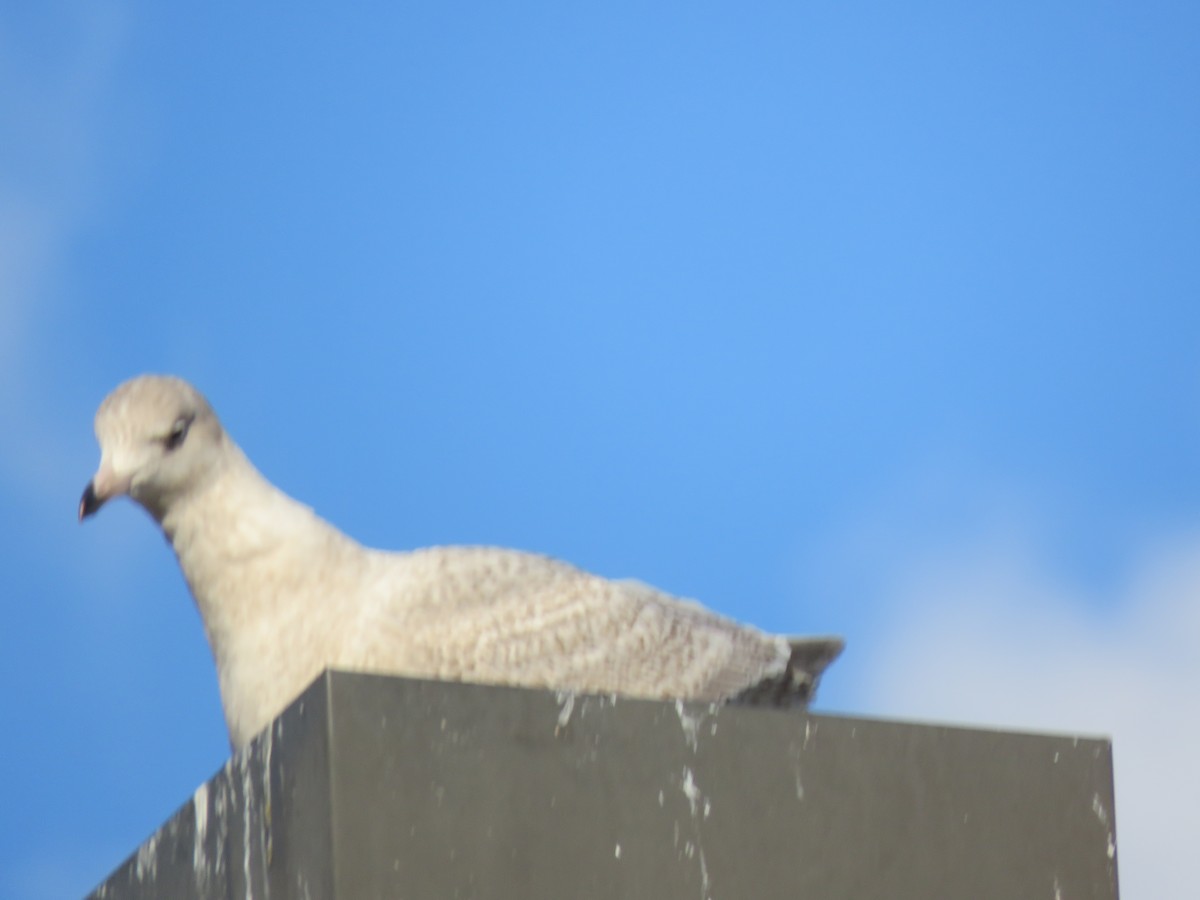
[343,546,791,701]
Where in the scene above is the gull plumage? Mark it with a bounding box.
[80,375,843,748]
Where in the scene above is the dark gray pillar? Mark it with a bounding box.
[89,671,1119,899]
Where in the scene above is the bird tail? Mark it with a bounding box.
[733,636,845,709]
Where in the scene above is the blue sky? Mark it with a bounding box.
[2,2,1197,896]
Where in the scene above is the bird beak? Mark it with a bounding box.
[78,481,101,520]
[79,461,130,521]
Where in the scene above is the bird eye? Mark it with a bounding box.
[164,416,191,451]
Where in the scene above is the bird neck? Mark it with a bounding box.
[161,445,361,628]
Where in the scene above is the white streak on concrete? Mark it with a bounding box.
[134,833,158,882]
[1091,792,1116,862]
[675,700,708,752]
[263,726,274,867]
[681,767,702,817]
[678,766,712,899]
[241,753,255,900]
[192,781,210,890]
[555,691,576,734]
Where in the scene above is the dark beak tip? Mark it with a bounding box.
[79,481,100,522]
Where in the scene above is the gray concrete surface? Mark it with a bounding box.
[89,670,1119,899]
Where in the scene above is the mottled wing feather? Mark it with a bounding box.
[347,546,793,701]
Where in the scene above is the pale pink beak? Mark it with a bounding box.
[78,461,131,521]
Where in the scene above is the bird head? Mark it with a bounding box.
[80,375,226,523]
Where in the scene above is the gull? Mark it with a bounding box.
[80,375,844,748]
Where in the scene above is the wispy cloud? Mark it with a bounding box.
[850,517,1199,899]
[0,2,130,504]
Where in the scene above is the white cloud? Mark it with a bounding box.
[0,3,131,502]
[852,527,1200,899]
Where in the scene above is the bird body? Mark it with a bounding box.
[81,375,843,748]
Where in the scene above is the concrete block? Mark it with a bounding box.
[89,670,1119,899]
